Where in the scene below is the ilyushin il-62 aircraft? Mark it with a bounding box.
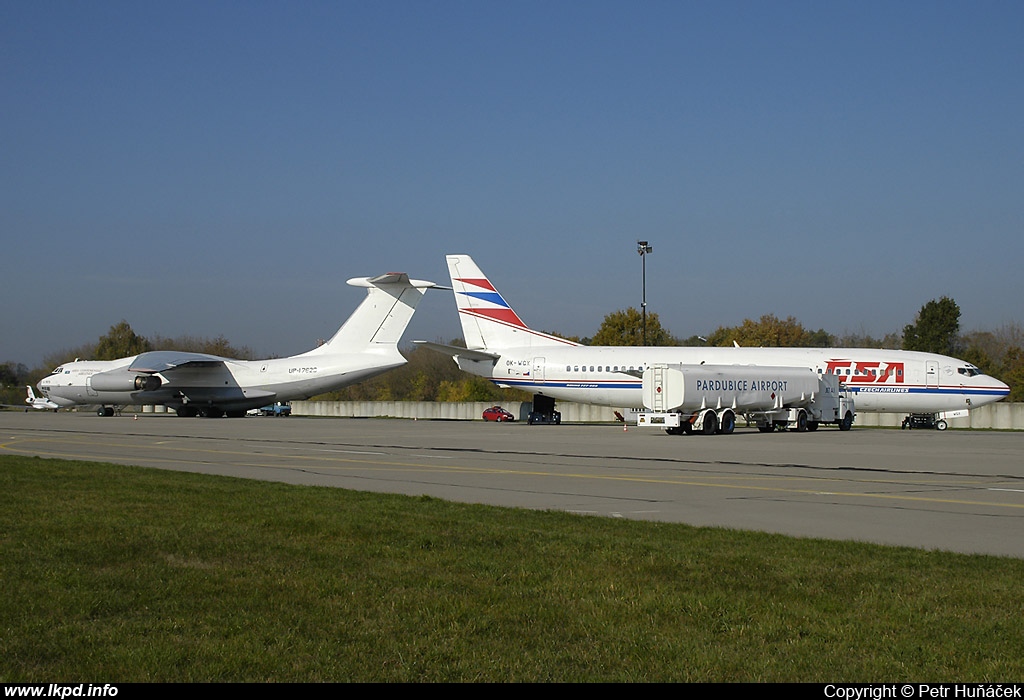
[38,273,439,417]
[417,255,1009,432]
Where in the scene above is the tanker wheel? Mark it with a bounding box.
[718,412,735,435]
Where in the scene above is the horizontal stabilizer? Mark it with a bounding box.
[311,272,441,352]
[347,273,446,290]
[413,340,501,362]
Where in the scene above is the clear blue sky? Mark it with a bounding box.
[3,1,1022,367]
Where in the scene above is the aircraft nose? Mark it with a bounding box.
[983,374,1011,401]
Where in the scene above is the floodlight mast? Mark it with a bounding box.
[637,240,653,345]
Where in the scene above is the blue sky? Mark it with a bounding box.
[3,1,1022,366]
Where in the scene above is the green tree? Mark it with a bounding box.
[903,297,961,355]
[0,361,31,407]
[590,307,674,346]
[94,321,152,360]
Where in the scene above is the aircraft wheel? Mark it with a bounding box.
[96,406,106,417]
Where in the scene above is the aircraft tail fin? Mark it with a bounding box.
[446,254,577,350]
[310,273,440,353]
[25,386,36,402]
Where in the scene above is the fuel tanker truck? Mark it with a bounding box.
[636,364,855,435]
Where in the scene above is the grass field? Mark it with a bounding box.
[2,454,1022,682]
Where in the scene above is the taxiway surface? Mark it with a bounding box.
[2,411,1022,557]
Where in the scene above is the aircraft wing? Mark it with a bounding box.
[412,340,501,362]
[127,350,229,374]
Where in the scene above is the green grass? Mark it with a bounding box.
[2,455,1023,682]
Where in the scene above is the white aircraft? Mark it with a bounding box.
[25,385,61,411]
[417,254,1010,427]
[38,273,440,417]
[1,386,63,412]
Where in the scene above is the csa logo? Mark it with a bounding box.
[826,360,904,384]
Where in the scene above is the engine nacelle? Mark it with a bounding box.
[90,369,162,392]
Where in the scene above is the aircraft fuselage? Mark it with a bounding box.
[38,349,404,413]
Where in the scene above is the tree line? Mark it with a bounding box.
[3,297,1022,406]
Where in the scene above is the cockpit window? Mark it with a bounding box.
[51,366,64,375]
[957,366,984,377]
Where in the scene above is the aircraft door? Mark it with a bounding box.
[925,361,939,389]
[532,357,546,384]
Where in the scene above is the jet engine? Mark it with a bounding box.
[90,369,162,392]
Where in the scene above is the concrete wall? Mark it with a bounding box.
[292,400,1024,430]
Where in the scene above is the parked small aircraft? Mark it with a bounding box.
[0,386,62,412]
[25,385,61,411]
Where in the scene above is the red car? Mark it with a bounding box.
[482,406,516,422]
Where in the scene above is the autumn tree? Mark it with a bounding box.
[962,323,1024,400]
[148,333,256,360]
[705,314,831,347]
[1000,346,1024,401]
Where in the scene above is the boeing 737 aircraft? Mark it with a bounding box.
[39,273,439,417]
[418,255,1010,427]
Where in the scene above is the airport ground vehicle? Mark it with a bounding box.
[901,413,949,430]
[482,405,515,422]
[635,364,854,435]
[526,395,561,425]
